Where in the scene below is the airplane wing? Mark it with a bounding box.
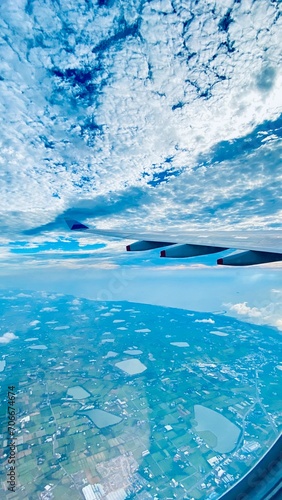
[65,219,282,266]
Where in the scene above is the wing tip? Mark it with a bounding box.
[65,219,89,231]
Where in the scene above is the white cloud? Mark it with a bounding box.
[150,263,212,271]
[195,318,215,324]
[29,320,40,326]
[0,332,19,344]
[0,248,12,260]
[40,307,58,312]
[227,302,262,318]
[225,299,282,331]
[53,260,120,270]
[71,298,81,306]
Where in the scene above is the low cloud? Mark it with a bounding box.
[29,320,40,326]
[195,318,215,324]
[227,302,262,318]
[225,299,282,331]
[0,332,19,345]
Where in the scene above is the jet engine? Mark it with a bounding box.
[160,244,226,258]
[217,251,282,266]
[126,241,174,251]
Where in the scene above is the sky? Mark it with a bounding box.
[0,0,282,330]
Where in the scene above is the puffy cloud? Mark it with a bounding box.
[275,319,282,329]
[29,320,40,326]
[225,296,282,331]
[71,299,81,305]
[0,332,19,344]
[227,302,262,318]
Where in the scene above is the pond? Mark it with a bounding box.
[80,409,122,429]
[115,358,147,375]
[28,344,47,350]
[67,386,91,399]
[194,404,241,453]
[123,349,143,355]
[170,342,190,347]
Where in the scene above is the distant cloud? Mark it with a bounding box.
[275,319,282,329]
[195,318,215,324]
[225,298,282,331]
[29,320,40,326]
[227,302,262,318]
[0,332,19,345]
[40,307,58,312]
[56,261,120,270]
[71,299,81,306]
[151,263,213,271]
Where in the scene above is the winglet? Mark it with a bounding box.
[65,219,89,231]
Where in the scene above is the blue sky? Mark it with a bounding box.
[0,0,281,329]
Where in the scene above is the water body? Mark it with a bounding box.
[115,359,147,375]
[124,349,143,355]
[104,351,118,359]
[210,331,229,337]
[194,405,241,453]
[67,386,91,399]
[80,409,122,429]
[28,344,47,350]
[170,342,189,347]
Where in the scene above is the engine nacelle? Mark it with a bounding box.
[126,241,174,251]
[217,251,282,266]
[160,244,226,258]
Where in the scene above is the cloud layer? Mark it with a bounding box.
[0,0,281,235]
[0,0,281,282]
